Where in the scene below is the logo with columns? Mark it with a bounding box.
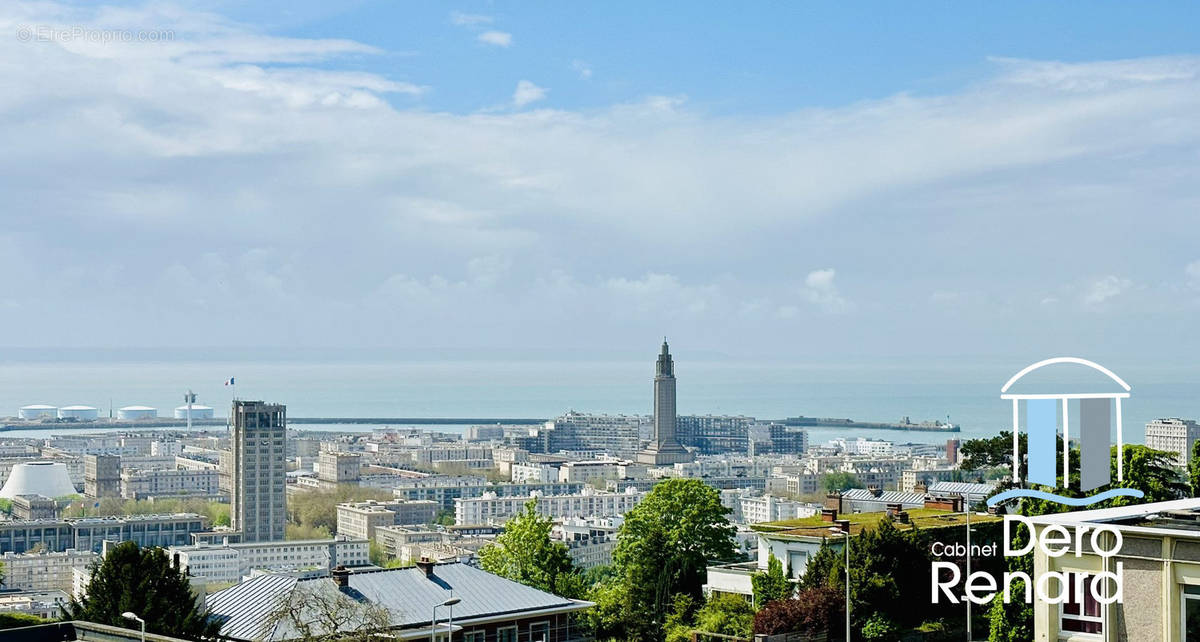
[987,357,1144,507]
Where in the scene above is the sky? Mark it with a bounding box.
[2,2,1200,360]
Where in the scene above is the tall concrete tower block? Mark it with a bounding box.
[230,400,287,542]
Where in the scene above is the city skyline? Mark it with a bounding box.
[2,2,1200,358]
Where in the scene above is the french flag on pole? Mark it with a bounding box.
[224,377,235,386]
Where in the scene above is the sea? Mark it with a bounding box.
[0,356,1196,446]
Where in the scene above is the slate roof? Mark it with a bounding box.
[206,561,593,641]
[926,481,997,498]
[840,488,925,505]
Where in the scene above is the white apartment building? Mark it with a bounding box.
[455,487,645,525]
[414,446,493,467]
[557,460,623,484]
[0,549,97,592]
[171,536,370,585]
[900,467,958,493]
[0,589,71,619]
[1145,418,1200,467]
[511,462,559,484]
[121,468,221,499]
[150,441,184,457]
[738,495,818,524]
[336,500,439,540]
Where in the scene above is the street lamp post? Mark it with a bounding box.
[121,611,145,642]
[958,494,989,642]
[430,597,462,642]
[966,508,972,642]
[830,526,850,642]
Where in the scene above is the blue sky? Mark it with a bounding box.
[208,1,1200,113]
[2,2,1200,359]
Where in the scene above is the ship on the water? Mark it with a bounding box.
[783,415,959,432]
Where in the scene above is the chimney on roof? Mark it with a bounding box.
[824,492,843,512]
[897,511,910,524]
[834,519,850,534]
[331,565,350,587]
[416,557,436,577]
[868,485,881,498]
[924,496,962,512]
[820,508,838,523]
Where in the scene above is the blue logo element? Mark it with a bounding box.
[987,357,1144,507]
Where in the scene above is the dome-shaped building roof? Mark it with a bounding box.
[0,461,78,499]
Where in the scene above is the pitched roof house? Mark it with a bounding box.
[206,559,593,642]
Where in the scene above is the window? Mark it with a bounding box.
[1184,584,1200,641]
[497,626,517,642]
[529,621,550,642]
[787,551,807,579]
[463,632,485,642]
[1060,572,1103,635]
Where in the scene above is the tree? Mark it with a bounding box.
[798,518,931,631]
[752,586,844,639]
[861,613,900,641]
[666,594,755,642]
[751,552,792,607]
[960,432,1027,475]
[479,498,583,598]
[821,472,860,494]
[65,541,220,640]
[289,484,394,534]
[287,523,333,540]
[612,478,737,639]
[1113,445,1188,505]
[262,580,392,642]
[986,515,1033,642]
[1190,440,1200,497]
[580,575,636,641]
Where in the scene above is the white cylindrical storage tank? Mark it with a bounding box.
[117,405,157,420]
[19,405,57,420]
[58,405,99,420]
[0,461,78,498]
[174,404,214,419]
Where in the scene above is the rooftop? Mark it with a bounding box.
[753,507,1002,538]
[207,560,593,641]
[1032,497,1200,538]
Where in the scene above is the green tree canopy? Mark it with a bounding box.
[611,478,737,639]
[1190,439,1200,497]
[960,432,1027,475]
[66,541,219,640]
[751,552,792,607]
[478,498,583,598]
[799,518,933,631]
[821,472,860,494]
[665,593,755,642]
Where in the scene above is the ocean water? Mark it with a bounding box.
[0,357,1195,446]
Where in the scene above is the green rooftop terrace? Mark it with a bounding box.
[752,507,1003,538]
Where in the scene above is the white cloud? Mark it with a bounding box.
[477,31,512,47]
[450,12,493,26]
[803,269,849,313]
[512,79,547,106]
[4,2,1200,354]
[572,59,593,79]
[1187,260,1200,288]
[1082,276,1132,305]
